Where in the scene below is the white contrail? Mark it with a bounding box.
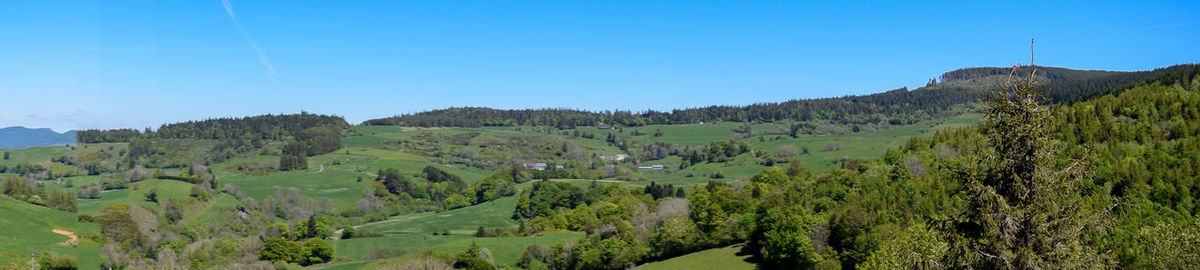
[221,0,276,77]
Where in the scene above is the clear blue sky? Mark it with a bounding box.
[1,0,1197,132]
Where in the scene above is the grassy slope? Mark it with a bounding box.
[358,196,519,234]
[330,231,583,269]
[75,179,197,215]
[0,111,984,270]
[337,196,520,264]
[0,145,65,167]
[183,193,239,230]
[342,113,982,191]
[337,197,579,267]
[635,244,758,270]
[335,234,467,261]
[428,231,584,266]
[0,196,101,269]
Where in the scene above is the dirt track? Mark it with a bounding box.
[51,229,77,245]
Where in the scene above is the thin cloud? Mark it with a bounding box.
[80,46,252,52]
[221,0,276,77]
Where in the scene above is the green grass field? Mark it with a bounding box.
[0,196,101,269]
[428,231,585,266]
[214,162,372,213]
[333,231,583,267]
[0,145,67,168]
[335,233,467,261]
[311,260,380,270]
[74,179,197,215]
[183,193,239,230]
[0,111,984,269]
[358,196,519,235]
[635,244,758,270]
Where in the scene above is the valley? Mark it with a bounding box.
[1,64,1198,269]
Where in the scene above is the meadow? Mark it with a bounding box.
[0,196,101,268]
[0,111,983,269]
[635,244,757,270]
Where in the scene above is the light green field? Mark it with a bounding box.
[636,244,758,270]
[204,144,500,215]
[358,196,519,235]
[209,153,375,213]
[311,260,380,270]
[0,145,68,168]
[0,196,101,269]
[335,233,466,261]
[337,195,579,267]
[343,147,491,183]
[183,193,240,230]
[428,231,584,266]
[334,231,583,268]
[74,179,196,214]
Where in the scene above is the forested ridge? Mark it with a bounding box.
[77,112,348,143]
[364,64,1198,128]
[75,112,347,170]
[503,65,1200,269]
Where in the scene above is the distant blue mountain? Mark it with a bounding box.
[0,126,76,149]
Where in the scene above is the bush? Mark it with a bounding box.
[822,141,843,152]
[518,244,550,268]
[301,238,334,265]
[190,186,209,201]
[777,145,798,158]
[144,188,158,203]
[260,238,301,263]
[258,237,334,266]
[37,252,77,270]
[454,242,496,270]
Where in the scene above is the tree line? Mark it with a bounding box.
[362,64,1197,129]
[504,64,1200,269]
[76,112,347,171]
[1,176,76,212]
[78,112,347,143]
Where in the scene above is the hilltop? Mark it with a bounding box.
[363,64,1197,128]
[0,126,75,149]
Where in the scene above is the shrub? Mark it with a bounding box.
[822,141,843,152]
[260,238,301,263]
[36,252,77,270]
[301,238,334,265]
[777,145,798,158]
[144,188,158,203]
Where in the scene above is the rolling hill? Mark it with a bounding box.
[0,63,1196,269]
[363,64,1199,128]
[0,127,75,149]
